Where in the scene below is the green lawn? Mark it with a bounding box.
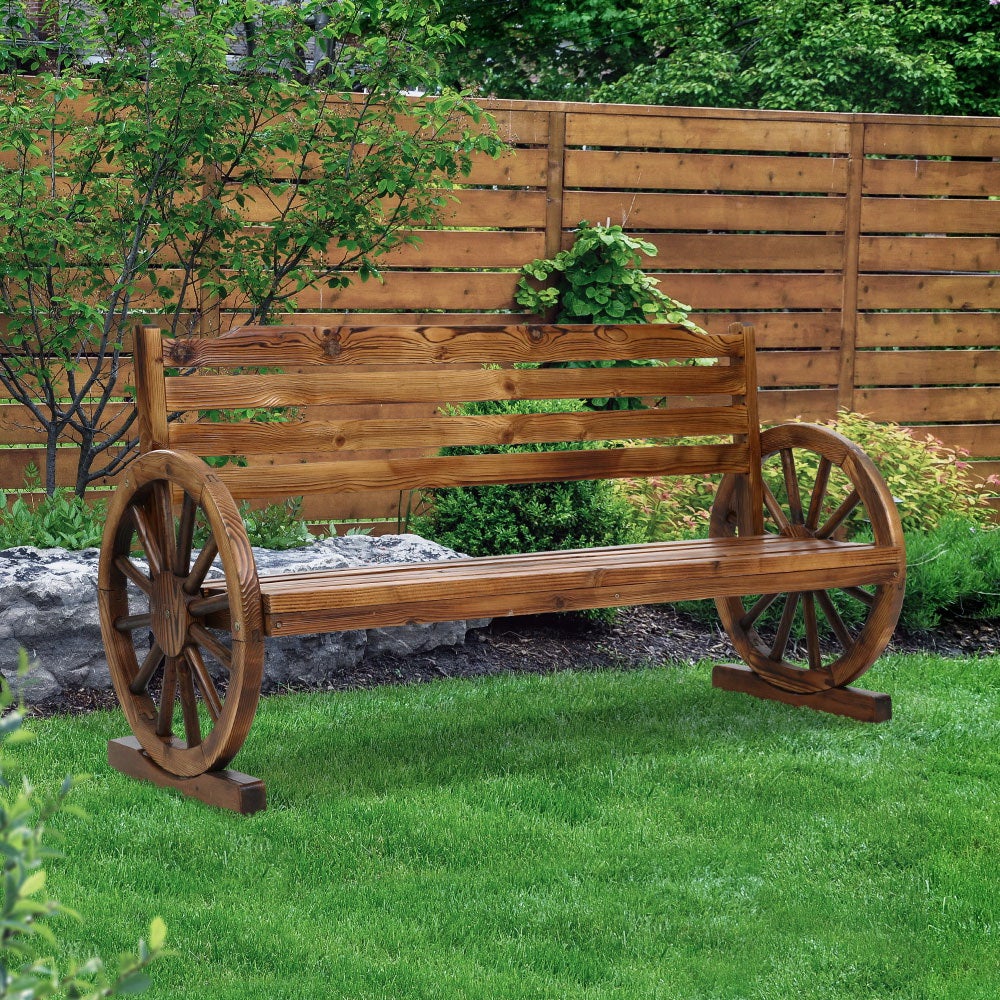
[19,653,1000,999]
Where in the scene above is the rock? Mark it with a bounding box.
[0,536,489,703]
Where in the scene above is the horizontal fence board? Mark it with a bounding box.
[0,402,133,445]
[626,233,844,271]
[163,324,745,367]
[0,447,121,488]
[564,192,846,232]
[216,444,751,498]
[378,230,547,268]
[290,272,521,311]
[855,387,1000,423]
[660,273,843,310]
[864,124,1000,158]
[856,312,1000,349]
[857,275,1000,310]
[907,423,1000,459]
[263,312,538,328]
[862,158,999,197]
[169,406,751,456]
[454,148,549,187]
[565,113,850,154]
[690,312,843,350]
[163,365,745,410]
[859,236,1000,273]
[756,351,840,387]
[855,350,1000,387]
[226,187,547,228]
[563,150,848,193]
[860,197,1000,235]
[758,389,840,422]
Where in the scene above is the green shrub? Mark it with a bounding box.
[0,474,107,550]
[414,397,643,563]
[899,517,1000,632]
[0,652,165,998]
[618,412,994,545]
[516,221,704,330]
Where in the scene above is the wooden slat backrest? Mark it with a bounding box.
[135,322,763,512]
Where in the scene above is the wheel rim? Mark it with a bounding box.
[711,424,905,694]
[99,452,263,777]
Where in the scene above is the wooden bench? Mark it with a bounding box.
[98,322,906,813]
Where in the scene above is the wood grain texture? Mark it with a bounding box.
[214,445,752,499]
[563,150,849,193]
[108,737,266,813]
[163,324,745,367]
[169,406,751,456]
[712,665,891,723]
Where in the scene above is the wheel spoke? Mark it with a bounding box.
[114,555,152,595]
[129,641,164,695]
[156,656,178,737]
[780,449,804,525]
[184,645,222,722]
[816,590,854,650]
[805,457,833,530]
[188,593,230,618]
[761,481,792,533]
[177,659,202,747]
[739,592,780,631]
[151,481,176,566]
[840,585,875,608]
[816,488,861,540]
[130,503,165,576]
[184,537,219,595]
[769,593,800,661]
[114,611,152,633]
[189,622,233,671]
[801,592,824,672]
[176,493,197,575]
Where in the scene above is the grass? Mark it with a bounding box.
[17,652,1000,1000]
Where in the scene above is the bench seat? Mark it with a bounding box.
[201,535,903,635]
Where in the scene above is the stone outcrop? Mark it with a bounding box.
[0,535,488,703]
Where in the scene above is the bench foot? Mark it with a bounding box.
[712,664,891,723]
[108,737,267,814]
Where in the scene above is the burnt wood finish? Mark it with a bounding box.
[98,321,906,811]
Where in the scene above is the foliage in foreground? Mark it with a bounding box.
[0,654,165,997]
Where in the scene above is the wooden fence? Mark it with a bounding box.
[2,99,999,521]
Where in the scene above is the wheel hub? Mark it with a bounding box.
[151,571,194,657]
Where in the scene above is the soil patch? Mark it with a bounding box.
[33,604,1000,718]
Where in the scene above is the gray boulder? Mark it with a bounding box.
[0,535,488,703]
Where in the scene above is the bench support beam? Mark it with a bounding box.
[712,664,892,723]
[108,737,267,814]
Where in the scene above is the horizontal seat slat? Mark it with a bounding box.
[214,444,750,498]
[169,405,750,455]
[163,362,746,410]
[163,324,745,367]
[224,536,902,634]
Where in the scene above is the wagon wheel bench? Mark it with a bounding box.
[98,322,906,813]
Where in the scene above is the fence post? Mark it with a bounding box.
[544,110,567,260]
[837,120,865,412]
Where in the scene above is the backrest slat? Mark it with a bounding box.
[169,405,751,457]
[162,323,745,367]
[162,362,747,410]
[214,445,751,500]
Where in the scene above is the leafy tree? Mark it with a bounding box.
[0,0,503,495]
[595,0,1000,115]
[434,0,654,100]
